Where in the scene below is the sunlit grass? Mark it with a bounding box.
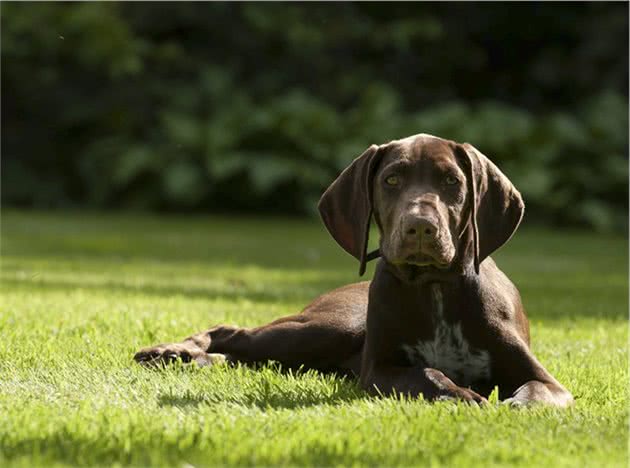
[1,210,627,466]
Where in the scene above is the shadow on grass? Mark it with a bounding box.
[156,388,365,410]
[0,276,348,305]
[3,274,625,321]
[155,363,365,410]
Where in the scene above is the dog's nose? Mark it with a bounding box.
[405,217,438,240]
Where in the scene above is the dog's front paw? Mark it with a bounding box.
[449,386,488,405]
[134,342,226,368]
[502,380,574,407]
[424,368,488,405]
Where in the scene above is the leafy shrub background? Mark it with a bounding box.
[2,3,627,230]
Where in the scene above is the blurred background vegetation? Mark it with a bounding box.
[2,2,628,231]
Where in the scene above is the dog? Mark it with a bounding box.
[134,133,573,406]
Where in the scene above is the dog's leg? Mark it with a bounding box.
[134,315,363,373]
[360,365,488,404]
[488,333,574,407]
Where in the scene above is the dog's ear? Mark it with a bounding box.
[318,144,383,276]
[456,143,525,273]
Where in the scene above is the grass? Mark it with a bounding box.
[0,210,627,467]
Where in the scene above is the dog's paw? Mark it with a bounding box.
[501,396,527,408]
[134,343,227,368]
[501,381,574,408]
[451,386,488,405]
[435,386,488,406]
[424,368,488,405]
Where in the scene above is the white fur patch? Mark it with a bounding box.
[403,284,491,386]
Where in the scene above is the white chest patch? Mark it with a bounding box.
[402,285,491,386]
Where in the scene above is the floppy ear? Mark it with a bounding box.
[456,143,525,273]
[318,144,383,276]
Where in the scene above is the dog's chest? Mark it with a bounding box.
[402,285,491,386]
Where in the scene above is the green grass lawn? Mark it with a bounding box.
[1,210,627,467]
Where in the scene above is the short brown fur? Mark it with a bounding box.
[135,133,572,407]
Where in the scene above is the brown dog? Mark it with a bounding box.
[135,133,573,407]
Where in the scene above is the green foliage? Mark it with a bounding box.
[2,3,627,230]
[1,211,627,466]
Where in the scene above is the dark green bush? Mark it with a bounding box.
[2,3,627,231]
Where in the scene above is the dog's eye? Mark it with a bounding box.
[445,175,459,186]
[385,175,400,186]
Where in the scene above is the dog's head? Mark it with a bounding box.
[318,134,524,281]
